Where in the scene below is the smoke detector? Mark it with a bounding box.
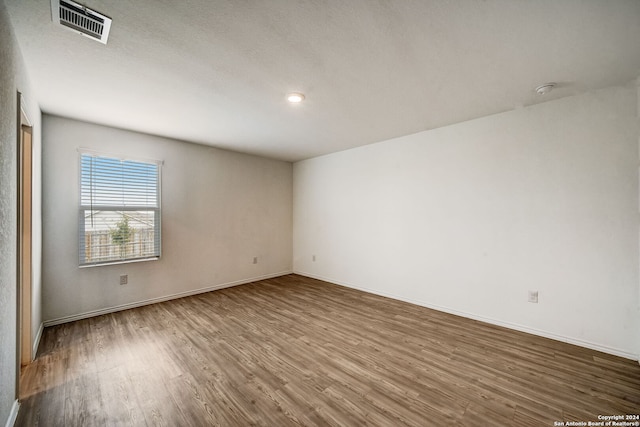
[535,83,556,95]
[50,0,112,44]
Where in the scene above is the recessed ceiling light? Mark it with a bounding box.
[535,83,556,95]
[287,93,305,103]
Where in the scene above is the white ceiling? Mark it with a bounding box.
[5,0,640,162]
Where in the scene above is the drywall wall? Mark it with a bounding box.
[42,115,292,322]
[294,84,639,359]
[0,2,42,425]
[28,102,42,362]
[637,78,640,361]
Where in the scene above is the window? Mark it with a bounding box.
[79,151,161,266]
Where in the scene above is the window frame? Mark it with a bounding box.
[78,149,163,267]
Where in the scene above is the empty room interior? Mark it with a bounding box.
[1,0,640,426]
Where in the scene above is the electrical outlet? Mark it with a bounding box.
[312,255,316,262]
[120,274,128,285]
[528,290,538,303]
[253,257,258,264]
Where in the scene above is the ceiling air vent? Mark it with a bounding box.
[50,0,112,44]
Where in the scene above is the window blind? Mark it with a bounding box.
[79,152,161,266]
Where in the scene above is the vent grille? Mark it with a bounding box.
[51,0,112,44]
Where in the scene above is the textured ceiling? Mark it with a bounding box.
[5,0,640,161]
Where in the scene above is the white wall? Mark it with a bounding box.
[29,100,42,362]
[0,1,42,425]
[42,115,292,323]
[294,84,639,359]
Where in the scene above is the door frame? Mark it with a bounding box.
[16,92,33,398]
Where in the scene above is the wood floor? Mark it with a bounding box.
[17,274,640,426]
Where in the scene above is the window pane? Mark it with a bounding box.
[80,155,159,207]
[79,152,161,266]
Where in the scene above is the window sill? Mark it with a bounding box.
[79,257,160,268]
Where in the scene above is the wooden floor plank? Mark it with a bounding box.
[16,274,640,426]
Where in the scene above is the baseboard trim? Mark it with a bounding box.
[32,322,44,360]
[5,400,19,427]
[44,271,292,327]
[294,271,639,361]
